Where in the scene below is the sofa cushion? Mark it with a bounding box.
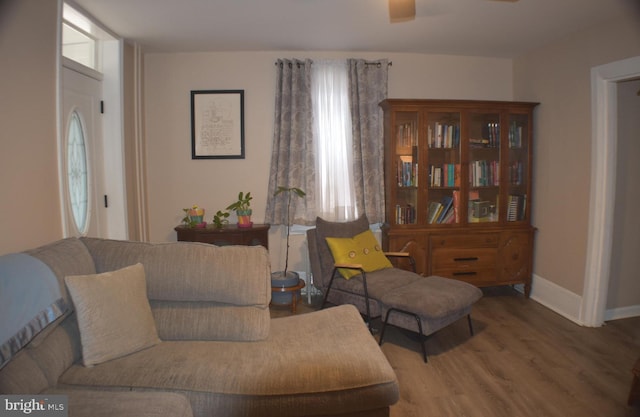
[150,301,269,341]
[80,238,272,342]
[65,263,161,366]
[80,238,270,306]
[325,229,393,279]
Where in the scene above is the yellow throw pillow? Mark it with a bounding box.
[325,230,393,279]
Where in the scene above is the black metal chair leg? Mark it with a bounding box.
[320,268,339,310]
[379,310,391,346]
[380,307,428,363]
[360,271,372,330]
[467,314,474,336]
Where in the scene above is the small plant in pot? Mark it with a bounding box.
[226,191,253,228]
[271,186,306,303]
[211,210,230,229]
[182,205,206,228]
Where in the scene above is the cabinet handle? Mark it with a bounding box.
[453,257,479,262]
[453,271,478,276]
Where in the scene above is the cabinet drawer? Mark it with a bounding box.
[430,233,499,249]
[432,267,497,285]
[432,248,497,271]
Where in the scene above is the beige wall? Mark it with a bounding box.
[513,14,640,296]
[608,78,640,309]
[143,51,512,271]
[0,0,62,255]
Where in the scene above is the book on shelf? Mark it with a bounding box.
[427,201,441,224]
[469,138,490,147]
[395,204,416,224]
[436,195,454,223]
[509,121,523,148]
[486,122,500,147]
[469,160,499,187]
[397,122,417,147]
[428,122,459,148]
[429,163,460,187]
[507,194,527,221]
[452,190,460,223]
[398,156,418,187]
[426,195,455,224]
[509,161,524,185]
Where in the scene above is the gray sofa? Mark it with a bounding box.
[0,237,399,417]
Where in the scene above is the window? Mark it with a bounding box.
[311,60,358,221]
[62,3,111,71]
[66,111,89,234]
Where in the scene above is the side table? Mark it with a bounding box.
[175,224,269,248]
[271,279,305,313]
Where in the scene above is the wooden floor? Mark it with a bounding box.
[270,286,640,417]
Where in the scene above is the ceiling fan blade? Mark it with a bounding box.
[389,0,415,22]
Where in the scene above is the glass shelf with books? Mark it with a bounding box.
[468,111,501,224]
[506,113,531,222]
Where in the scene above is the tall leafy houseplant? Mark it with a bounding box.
[272,186,306,280]
[226,191,253,228]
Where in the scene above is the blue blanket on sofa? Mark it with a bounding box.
[0,253,68,369]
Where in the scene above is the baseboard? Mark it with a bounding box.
[521,274,584,325]
[604,304,640,321]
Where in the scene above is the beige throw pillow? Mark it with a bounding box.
[65,263,160,366]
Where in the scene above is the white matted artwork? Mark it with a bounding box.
[191,90,244,159]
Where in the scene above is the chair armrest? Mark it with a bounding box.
[384,251,410,258]
[384,252,417,273]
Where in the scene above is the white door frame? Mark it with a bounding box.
[58,0,128,240]
[581,56,640,327]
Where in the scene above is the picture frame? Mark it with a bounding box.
[191,90,245,159]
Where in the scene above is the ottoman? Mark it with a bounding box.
[378,276,483,362]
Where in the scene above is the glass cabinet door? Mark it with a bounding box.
[505,113,530,222]
[468,111,501,224]
[426,111,461,225]
[392,111,419,225]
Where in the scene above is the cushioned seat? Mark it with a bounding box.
[378,276,483,362]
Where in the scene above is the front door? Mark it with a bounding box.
[61,63,105,237]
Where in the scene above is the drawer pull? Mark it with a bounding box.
[453,271,478,276]
[453,256,479,262]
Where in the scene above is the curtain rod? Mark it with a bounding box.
[275,60,392,67]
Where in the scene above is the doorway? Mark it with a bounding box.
[61,61,104,237]
[59,2,128,240]
[581,56,640,327]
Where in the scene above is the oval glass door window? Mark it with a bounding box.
[67,111,89,234]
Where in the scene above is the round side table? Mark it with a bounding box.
[271,279,305,313]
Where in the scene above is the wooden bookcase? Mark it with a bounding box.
[380,99,538,297]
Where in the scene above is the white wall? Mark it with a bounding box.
[143,51,512,271]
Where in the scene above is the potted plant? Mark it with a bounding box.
[271,187,306,304]
[182,205,206,228]
[226,191,253,228]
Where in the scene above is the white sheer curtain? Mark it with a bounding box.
[312,60,358,221]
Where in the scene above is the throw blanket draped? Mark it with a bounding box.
[0,253,68,369]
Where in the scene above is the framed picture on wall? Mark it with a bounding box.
[191,90,245,159]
